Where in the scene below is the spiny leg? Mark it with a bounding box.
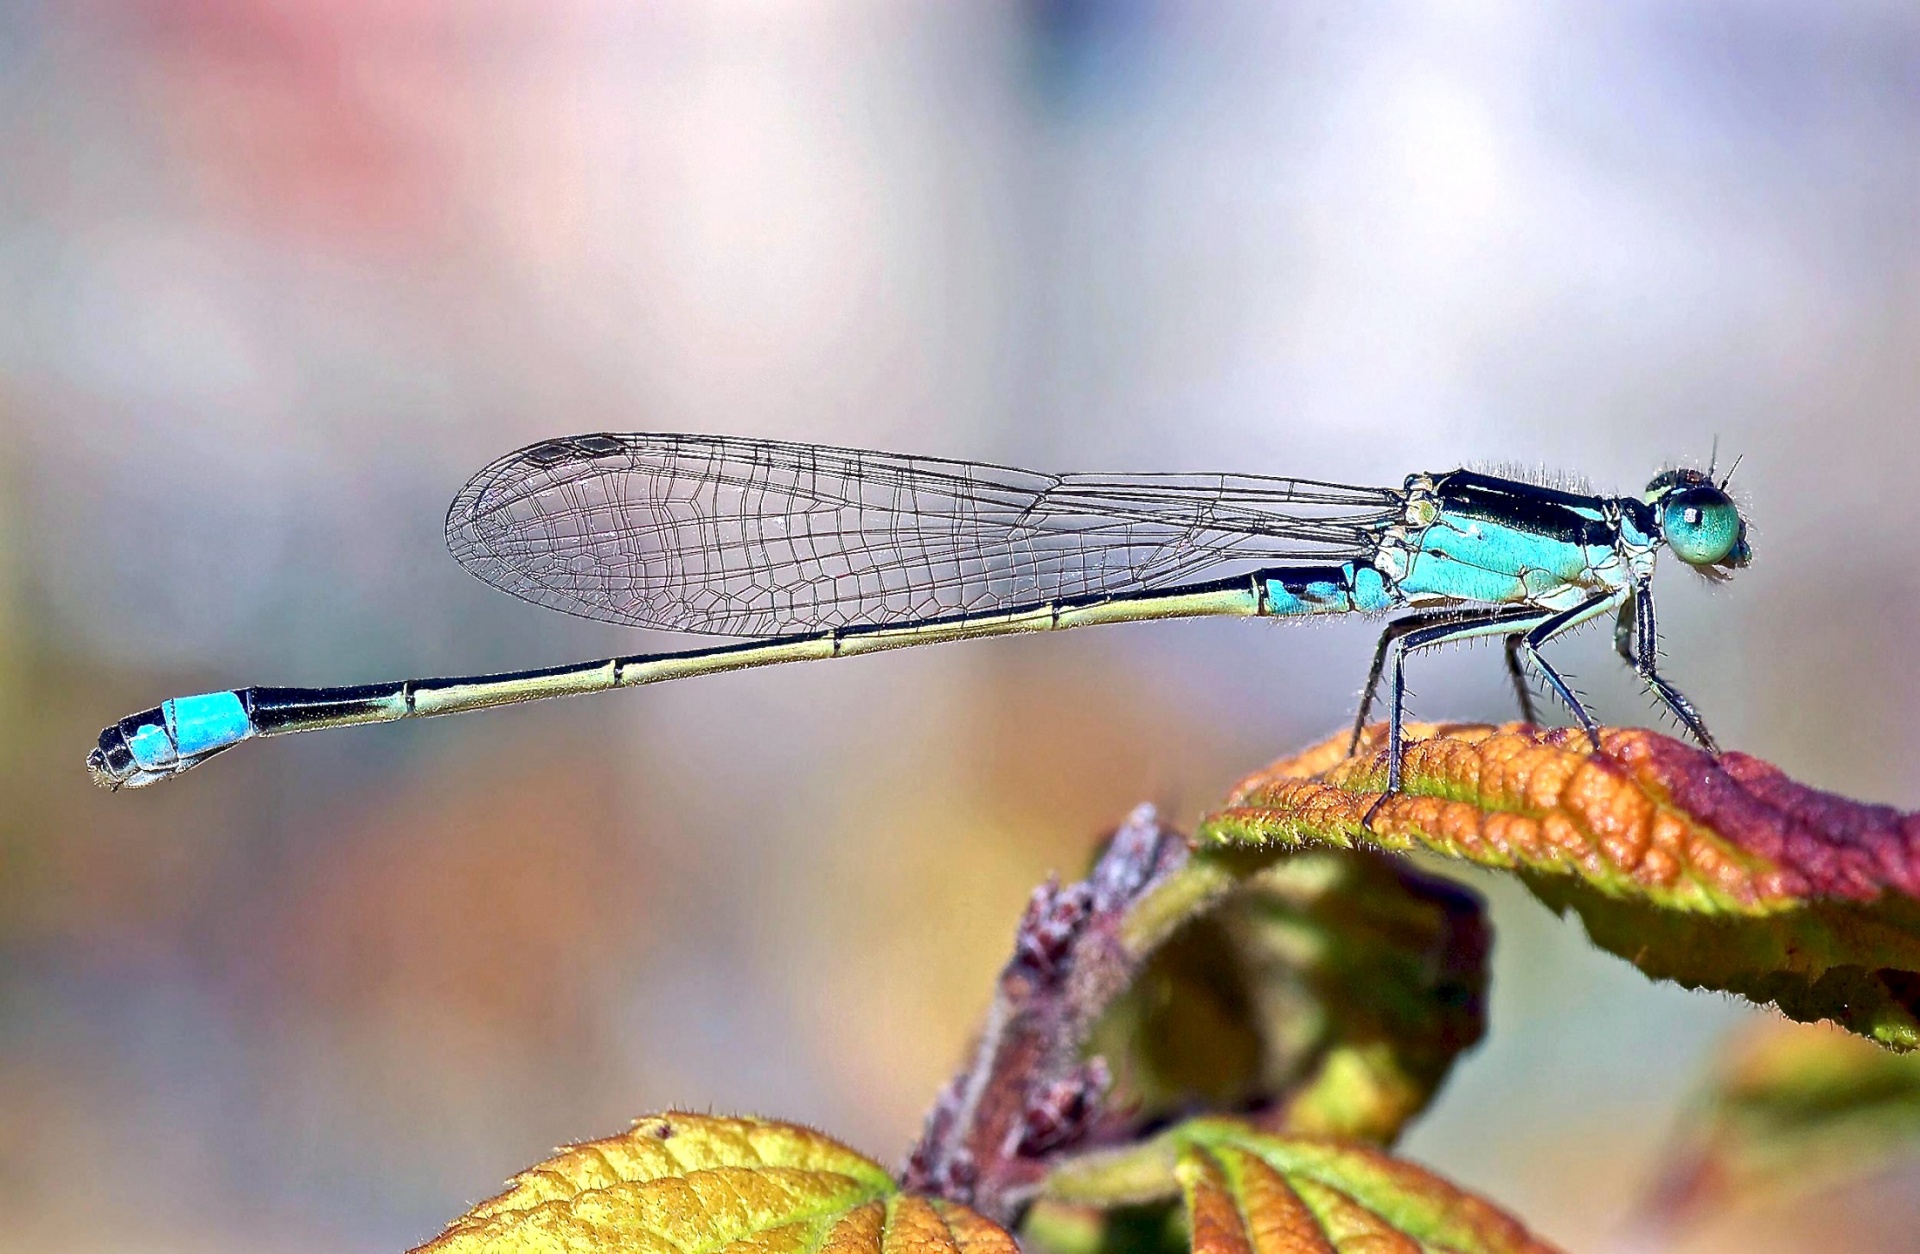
[1350,610,1483,756]
[1515,591,1625,752]
[1503,634,1539,726]
[1615,581,1720,752]
[1363,608,1554,827]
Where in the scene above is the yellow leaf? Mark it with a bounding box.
[412,1111,1011,1254]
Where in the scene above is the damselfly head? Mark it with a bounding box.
[1644,468,1751,577]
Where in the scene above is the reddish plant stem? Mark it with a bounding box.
[902,804,1190,1222]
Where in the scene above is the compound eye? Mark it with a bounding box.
[1662,485,1744,566]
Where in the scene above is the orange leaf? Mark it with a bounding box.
[1199,724,1920,1049]
[1174,1121,1559,1254]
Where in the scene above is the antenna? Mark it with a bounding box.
[1719,453,1745,490]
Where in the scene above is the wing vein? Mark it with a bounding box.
[444,434,1404,636]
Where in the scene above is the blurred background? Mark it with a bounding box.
[3,2,1918,1250]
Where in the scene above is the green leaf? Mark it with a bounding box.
[1173,1119,1559,1254]
[1650,1020,1920,1225]
[1200,723,1920,1050]
[1091,849,1487,1145]
[411,1111,1015,1254]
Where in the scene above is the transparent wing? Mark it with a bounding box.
[446,433,1405,636]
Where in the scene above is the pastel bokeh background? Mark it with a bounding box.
[3,3,1918,1250]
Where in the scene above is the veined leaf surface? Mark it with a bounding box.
[413,1111,1014,1254]
[1199,724,1920,1049]
[1050,1119,1561,1254]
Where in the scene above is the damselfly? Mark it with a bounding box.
[89,434,1751,806]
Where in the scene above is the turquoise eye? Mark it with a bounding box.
[1662,485,1744,566]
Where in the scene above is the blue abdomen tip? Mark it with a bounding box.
[166,691,254,756]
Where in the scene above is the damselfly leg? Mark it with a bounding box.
[1513,591,1623,750]
[1349,607,1543,757]
[1617,580,1720,752]
[1361,609,1555,826]
[1362,592,1622,828]
[1504,635,1539,727]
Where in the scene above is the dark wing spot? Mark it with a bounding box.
[525,440,575,466]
